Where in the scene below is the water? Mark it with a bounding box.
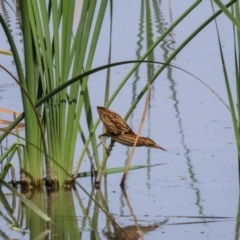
[0,0,238,239]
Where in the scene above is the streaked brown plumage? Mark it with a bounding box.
[97,106,166,155]
[97,107,133,135]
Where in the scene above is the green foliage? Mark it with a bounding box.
[0,0,109,186]
[0,0,239,189]
[1,0,240,236]
[213,0,240,162]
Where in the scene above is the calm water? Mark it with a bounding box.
[0,0,238,239]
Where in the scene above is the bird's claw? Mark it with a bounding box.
[105,147,112,156]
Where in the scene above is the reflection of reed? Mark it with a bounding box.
[0,0,11,31]
[156,0,203,215]
[132,0,203,214]
[132,0,175,186]
[132,0,144,103]
[15,1,22,41]
[167,0,176,49]
[0,0,23,64]
[121,187,143,240]
[103,187,168,240]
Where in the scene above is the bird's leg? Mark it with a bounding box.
[98,133,112,156]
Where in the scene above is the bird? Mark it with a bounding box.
[97,106,166,155]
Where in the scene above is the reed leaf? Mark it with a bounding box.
[212,0,240,163]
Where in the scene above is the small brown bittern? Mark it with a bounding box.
[97,106,166,155]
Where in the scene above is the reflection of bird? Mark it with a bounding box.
[97,106,166,155]
[103,220,168,240]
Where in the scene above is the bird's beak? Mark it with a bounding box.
[156,145,167,151]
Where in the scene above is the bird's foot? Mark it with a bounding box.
[105,146,113,156]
